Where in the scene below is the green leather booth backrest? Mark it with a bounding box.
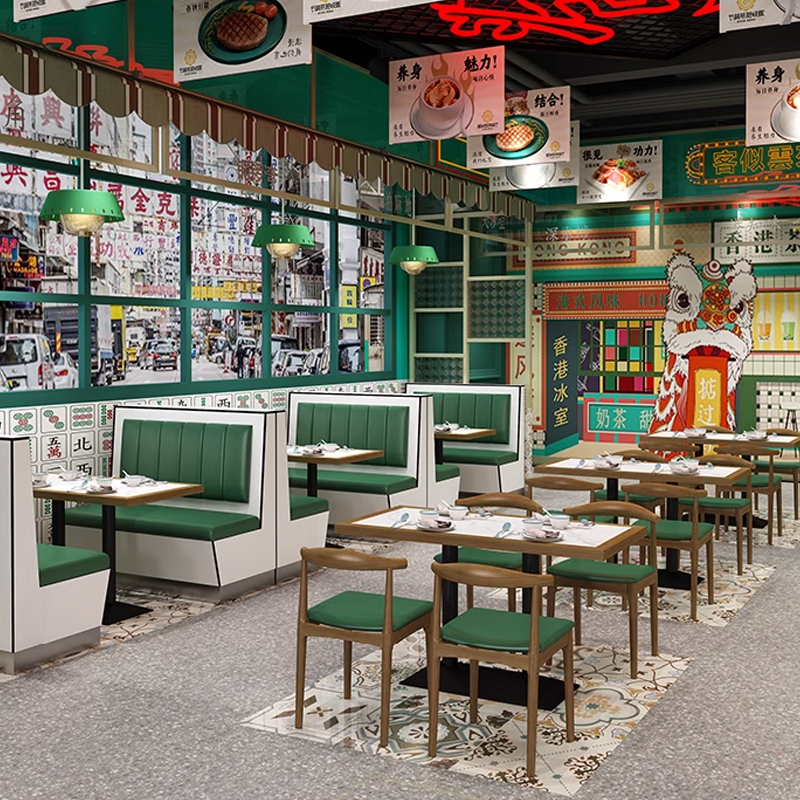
[423,392,511,445]
[119,419,252,502]
[295,403,410,468]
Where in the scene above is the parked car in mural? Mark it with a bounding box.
[53,351,79,389]
[0,333,56,390]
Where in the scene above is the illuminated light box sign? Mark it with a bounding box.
[0,235,19,262]
[720,0,800,32]
[389,47,504,144]
[586,400,655,435]
[686,138,800,185]
[544,281,669,319]
[578,139,663,205]
[304,0,432,22]
[13,0,121,21]
[746,58,800,147]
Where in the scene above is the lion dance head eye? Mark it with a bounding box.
[675,292,691,311]
[731,300,745,315]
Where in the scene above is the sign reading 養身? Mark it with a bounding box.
[585,398,655,436]
[578,140,663,205]
[719,0,799,33]
[0,235,19,262]
[490,121,579,191]
[303,0,431,23]
[686,137,800,185]
[13,0,121,21]
[389,48,504,145]
[467,86,570,169]
[174,0,311,83]
[545,320,579,443]
[713,218,800,264]
[746,58,800,146]
[543,282,669,319]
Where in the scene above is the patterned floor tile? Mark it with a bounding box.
[719,514,800,549]
[242,632,691,796]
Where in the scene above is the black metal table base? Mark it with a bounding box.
[657,568,703,590]
[102,601,151,626]
[307,463,319,497]
[434,439,444,465]
[401,662,578,711]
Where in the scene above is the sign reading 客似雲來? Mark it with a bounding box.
[685,138,800,184]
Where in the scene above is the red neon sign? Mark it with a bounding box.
[431,0,719,45]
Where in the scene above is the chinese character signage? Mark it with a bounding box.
[746,59,800,146]
[0,235,19,262]
[340,284,357,328]
[586,400,655,435]
[713,218,800,264]
[467,87,570,169]
[578,140,663,204]
[389,48,505,144]
[13,0,120,21]
[544,282,669,319]
[490,121,579,191]
[719,0,799,32]
[4,254,45,280]
[303,0,430,22]
[174,0,311,83]
[545,320,579,443]
[686,137,800,185]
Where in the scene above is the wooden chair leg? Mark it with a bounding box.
[735,512,743,576]
[767,491,774,546]
[508,587,517,613]
[793,471,799,521]
[547,582,556,617]
[526,665,540,778]
[343,640,353,699]
[428,653,440,758]
[573,587,582,645]
[649,580,658,655]
[690,548,699,621]
[586,588,594,607]
[466,584,474,609]
[379,644,393,748]
[627,586,638,678]
[747,508,753,565]
[469,659,479,723]
[294,634,308,730]
[778,483,784,537]
[563,635,575,743]
[706,538,715,605]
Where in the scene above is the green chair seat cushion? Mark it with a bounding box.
[290,495,329,520]
[435,464,460,481]
[442,447,517,466]
[637,518,714,540]
[288,467,416,495]
[433,547,522,570]
[734,474,782,489]
[307,590,432,632]
[596,490,658,504]
[38,543,109,587]
[441,607,573,652]
[678,496,752,509]
[754,460,800,471]
[64,504,260,542]
[548,557,655,583]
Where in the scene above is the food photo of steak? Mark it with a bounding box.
[495,122,535,152]
[216,11,268,51]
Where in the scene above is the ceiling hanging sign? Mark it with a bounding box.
[746,58,800,146]
[389,47,504,145]
[303,0,431,23]
[490,120,579,191]
[467,86,570,169]
[578,139,662,205]
[13,0,121,21]
[174,0,311,82]
[719,0,799,32]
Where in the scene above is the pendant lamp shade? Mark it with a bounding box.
[388,245,439,276]
[252,223,314,259]
[39,189,124,236]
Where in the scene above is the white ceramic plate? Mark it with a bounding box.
[416,520,454,531]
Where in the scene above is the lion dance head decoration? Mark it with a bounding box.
[649,252,757,434]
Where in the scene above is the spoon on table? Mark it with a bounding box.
[494,522,512,538]
[391,512,410,529]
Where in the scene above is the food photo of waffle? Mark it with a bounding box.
[482,116,548,160]
[199,0,286,64]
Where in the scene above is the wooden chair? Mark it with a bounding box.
[447,493,544,612]
[638,437,696,458]
[704,424,733,433]
[525,475,604,502]
[681,454,753,574]
[295,547,433,748]
[758,428,800,520]
[622,483,714,620]
[546,501,659,678]
[427,561,575,779]
[717,443,782,544]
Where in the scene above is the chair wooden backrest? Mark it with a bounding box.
[298,547,408,633]
[455,492,543,515]
[638,438,692,455]
[704,424,732,433]
[716,443,776,482]
[765,429,800,456]
[431,561,552,665]
[702,453,753,496]
[614,449,669,463]
[625,482,706,542]
[525,475,603,501]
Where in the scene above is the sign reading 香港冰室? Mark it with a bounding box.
[544,282,669,319]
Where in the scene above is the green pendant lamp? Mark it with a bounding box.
[388,245,439,276]
[252,223,314,259]
[40,188,124,237]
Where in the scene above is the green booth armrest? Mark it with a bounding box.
[288,467,417,495]
[64,505,260,542]
[435,464,460,482]
[38,543,109,587]
[290,495,329,520]
[442,447,518,467]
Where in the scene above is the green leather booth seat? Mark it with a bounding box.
[290,495,329,520]
[64,505,260,542]
[38,543,109,587]
[295,403,409,467]
[435,464,460,481]
[442,446,517,466]
[119,419,252,502]
[289,467,416,495]
[423,392,511,445]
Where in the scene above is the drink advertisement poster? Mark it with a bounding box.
[719,0,799,32]
[490,122,580,192]
[746,58,800,146]
[389,47,505,145]
[578,139,663,205]
[468,87,570,169]
[13,0,120,21]
[303,0,431,23]
[174,0,311,82]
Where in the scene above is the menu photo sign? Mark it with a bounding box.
[719,0,799,32]
[578,139,663,205]
[13,0,121,21]
[303,0,430,23]
[490,121,579,191]
[174,0,311,82]
[467,86,570,169]
[389,47,505,144]
[746,58,800,146]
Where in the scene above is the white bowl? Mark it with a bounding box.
[608,454,623,466]
[549,514,570,530]
[124,475,145,487]
[322,443,340,453]
[95,476,114,489]
[60,470,81,481]
[522,518,543,527]
[448,506,468,520]
[420,509,439,517]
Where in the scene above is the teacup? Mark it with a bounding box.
[420,509,439,517]
[95,476,114,489]
[60,470,81,481]
[683,459,700,473]
[322,442,339,453]
[775,83,800,140]
[32,472,49,486]
[522,518,543,528]
[608,454,623,466]
[419,77,465,130]
[125,475,145,487]
[549,514,570,530]
[448,506,468,520]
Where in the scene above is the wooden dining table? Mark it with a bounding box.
[287,446,383,497]
[643,429,800,456]
[432,426,496,465]
[335,505,645,709]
